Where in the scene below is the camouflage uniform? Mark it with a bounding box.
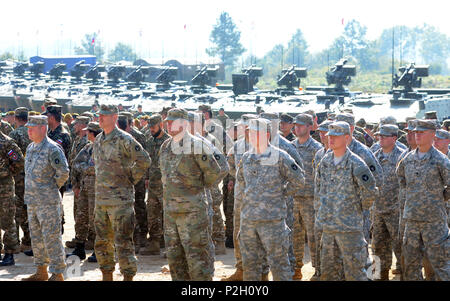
[373,144,405,276]
[315,147,378,281]
[159,129,223,281]
[48,124,72,161]
[396,146,450,281]
[93,126,151,277]
[0,133,24,253]
[9,124,32,247]
[284,132,296,142]
[237,143,305,281]
[72,142,96,244]
[0,120,13,136]
[291,136,322,270]
[145,129,170,247]
[25,133,69,275]
[370,140,407,153]
[129,126,149,247]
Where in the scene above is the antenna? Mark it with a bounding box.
[281,47,284,71]
[392,27,395,90]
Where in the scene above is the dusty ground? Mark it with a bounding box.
[0,191,401,281]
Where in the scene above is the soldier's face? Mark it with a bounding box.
[27,125,47,143]
[406,130,416,146]
[318,131,328,146]
[149,123,161,136]
[280,121,294,133]
[379,135,396,148]
[433,137,450,152]
[294,124,310,137]
[329,135,348,150]
[414,130,435,147]
[99,114,117,130]
[166,119,187,137]
[249,129,269,149]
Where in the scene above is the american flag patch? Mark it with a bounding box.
[7,150,18,161]
[56,139,63,145]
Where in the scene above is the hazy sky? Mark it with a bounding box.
[1,0,449,61]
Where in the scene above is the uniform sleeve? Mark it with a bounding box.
[62,133,72,159]
[439,156,450,202]
[285,144,305,171]
[227,147,237,178]
[363,151,384,187]
[6,140,24,177]
[353,160,378,210]
[210,146,230,184]
[313,164,321,211]
[49,147,69,188]
[280,152,306,196]
[125,137,151,185]
[195,141,223,188]
[236,158,245,198]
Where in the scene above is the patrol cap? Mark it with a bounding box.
[327,112,336,120]
[377,124,399,136]
[356,118,366,128]
[237,114,257,126]
[42,105,62,116]
[120,111,134,121]
[303,109,316,118]
[43,97,57,108]
[165,108,188,121]
[198,104,211,112]
[413,119,437,131]
[81,111,94,120]
[435,129,450,140]
[405,119,417,131]
[335,113,355,126]
[83,121,101,132]
[160,107,171,115]
[280,113,294,124]
[98,104,118,115]
[424,111,437,120]
[380,116,397,125]
[442,119,450,129]
[248,118,271,132]
[326,121,351,136]
[259,112,279,121]
[73,116,90,125]
[294,113,313,126]
[6,111,15,116]
[148,114,162,126]
[25,115,48,127]
[117,115,128,122]
[14,107,28,118]
[317,120,333,132]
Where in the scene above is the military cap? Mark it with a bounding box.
[380,116,397,125]
[148,114,162,126]
[83,121,101,132]
[435,129,450,140]
[219,107,225,111]
[165,108,188,121]
[406,119,417,131]
[6,111,15,116]
[335,113,355,126]
[405,116,416,122]
[342,108,354,114]
[198,104,211,112]
[424,111,437,120]
[327,112,336,120]
[237,114,258,126]
[442,119,450,129]
[137,104,142,108]
[326,121,351,136]
[317,120,333,132]
[42,105,62,116]
[98,104,118,115]
[249,118,271,132]
[413,119,437,131]
[280,113,294,124]
[117,115,128,122]
[120,111,134,121]
[44,97,57,107]
[303,109,317,118]
[14,107,28,117]
[81,111,94,119]
[73,116,90,125]
[356,118,366,128]
[25,115,48,127]
[294,113,313,126]
[259,112,279,120]
[72,113,79,118]
[376,124,399,136]
[160,107,171,115]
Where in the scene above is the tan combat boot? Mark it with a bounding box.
[123,274,134,281]
[140,239,160,256]
[101,270,113,281]
[22,265,49,281]
[221,268,243,281]
[261,272,269,281]
[292,267,303,280]
[214,241,226,255]
[48,273,64,281]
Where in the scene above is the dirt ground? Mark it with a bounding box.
[0,191,401,281]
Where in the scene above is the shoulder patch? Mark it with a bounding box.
[50,150,64,166]
[214,154,221,161]
[7,150,18,161]
[291,163,298,171]
[56,139,63,145]
[369,165,376,172]
[202,155,208,161]
[135,145,141,151]
[354,164,375,188]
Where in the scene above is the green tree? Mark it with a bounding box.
[285,29,309,67]
[108,43,136,62]
[206,12,246,67]
[74,33,105,61]
[0,52,15,60]
[419,24,449,74]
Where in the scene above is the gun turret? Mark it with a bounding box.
[277,65,307,90]
[242,65,263,91]
[155,66,178,85]
[325,58,356,91]
[29,61,45,77]
[107,65,127,83]
[85,64,106,82]
[126,65,150,85]
[49,63,66,79]
[191,65,219,87]
[13,62,29,77]
[231,65,264,96]
[393,63,429,92]
[70,60,90,81]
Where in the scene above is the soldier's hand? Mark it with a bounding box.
[73,187,80,198]
[228,180,234,191]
